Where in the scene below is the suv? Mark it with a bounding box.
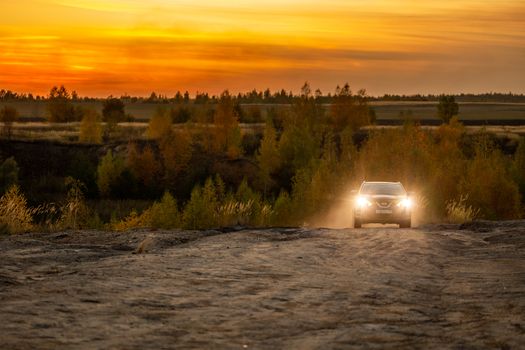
[353,181,412,228]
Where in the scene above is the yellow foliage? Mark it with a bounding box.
[0,186,33,234]
[127,143,160,187]
[147,108,172,139]
[79,109,102,143]
[160,131,193,182]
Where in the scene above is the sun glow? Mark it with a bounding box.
[1,0,524,96]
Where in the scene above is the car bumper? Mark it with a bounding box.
[355,207,411,224]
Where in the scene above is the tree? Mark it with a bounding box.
[79,109,102,143]
[102,98,126,125]
[0,106,18,138]
[256,120,280,197]
[159,130,193,188]
[127,143,161,192]
[46,85,80,122]
[330,83,371,132]
[147,107,172,139]
[213,91,242,158]
[96,151,126,197]
[437,95,459,124]
[170,105,192,123]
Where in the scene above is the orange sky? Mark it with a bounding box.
[1,0,524,97]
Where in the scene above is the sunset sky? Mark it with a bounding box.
[1,0,524,97]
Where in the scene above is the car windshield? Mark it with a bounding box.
[360,183,406,196]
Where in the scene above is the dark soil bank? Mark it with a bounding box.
[1,222,524,349]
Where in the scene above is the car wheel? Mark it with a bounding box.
[354,219,362,228]
[399,219,411,228]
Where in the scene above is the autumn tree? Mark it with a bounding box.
[79,109,102,143]
[291,82,323,131]
[159,129,193,189]
[96,151,126,197]
[213,91,242,158]
[127,143,161,193]
[46,85,80,122]
[330,83,371,132]
[102,98,126,124]
[437,95,459,124]
[0,106,18,138]
[277,83,323,179]
[170,105,192,124]
[256,120,280,197]
[147,107,172,139]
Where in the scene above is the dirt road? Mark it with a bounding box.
[1,222,524,349]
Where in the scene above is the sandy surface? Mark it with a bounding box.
[1,222,524,349]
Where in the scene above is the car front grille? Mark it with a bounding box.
[375,200,392,208]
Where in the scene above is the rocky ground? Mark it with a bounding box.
[1,221,524,349]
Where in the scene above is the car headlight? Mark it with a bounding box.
[397,197,413,209]
[356,196,372,208]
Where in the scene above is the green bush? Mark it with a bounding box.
[182,178,219,229]
[271,190,293,226]
[216,178,271,227]
[145,191,180,229]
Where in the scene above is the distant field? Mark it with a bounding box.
[2,100,525,121]
[369,101,525,120]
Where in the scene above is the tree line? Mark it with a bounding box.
[2,86,524,103]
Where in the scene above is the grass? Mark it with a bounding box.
[2,100,525,121]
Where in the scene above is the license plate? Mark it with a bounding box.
[376,209,392,214]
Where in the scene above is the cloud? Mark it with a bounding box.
[1,0,524,95]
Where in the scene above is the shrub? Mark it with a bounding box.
[182,178,219,229]
[0,186,33,234]
[59,177,88,230]
[446,195,480,224]
[461,137,520,219]
[216,178,270,227]
[111,210,143,231]
[271,190,293,226]
[145,191,180,229]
